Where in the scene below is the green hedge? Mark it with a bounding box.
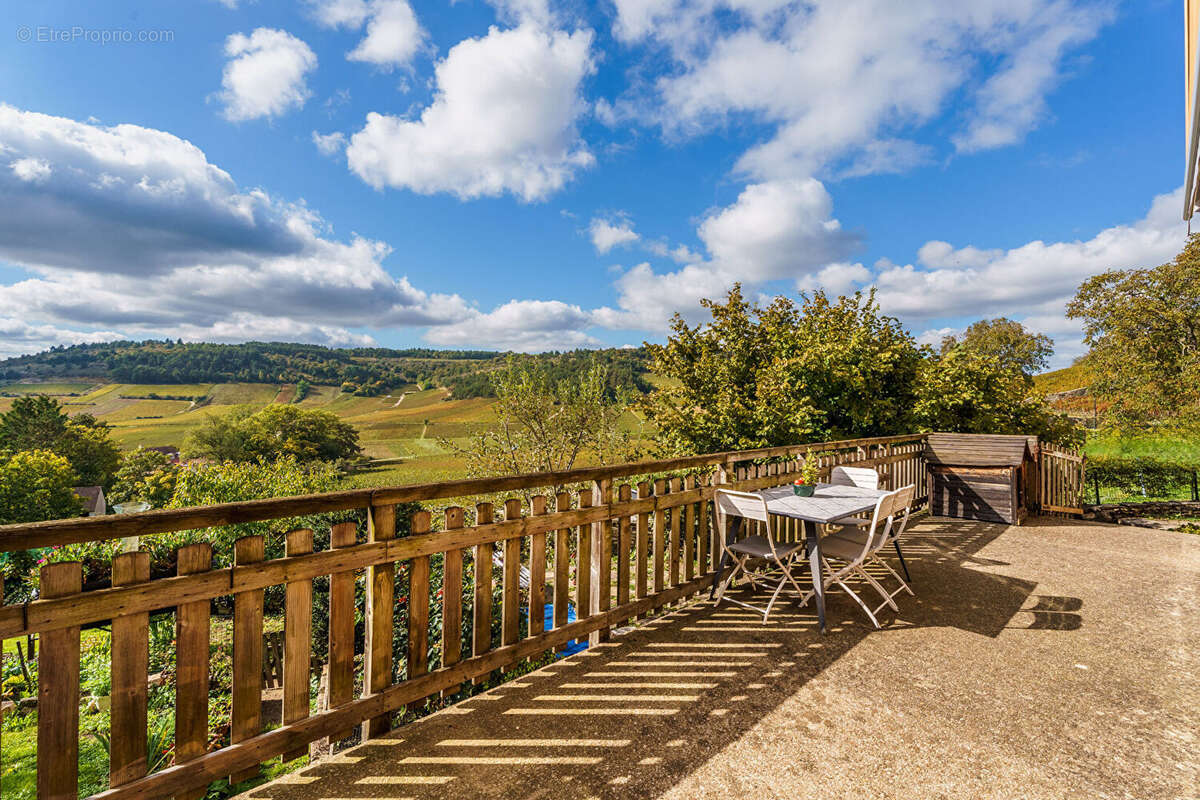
[1087,455,1200,503]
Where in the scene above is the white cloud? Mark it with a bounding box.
[697,178,856,281]
[312,0,428,69]
[312,130,347,156]
[916,326,958,348]
[645,240,701,264]
[0,318,124,359]
[917,240,1003,269]
[593,261,733,330]
[867,186,1186,367]
[311,0,373,28]
[954,2,1110,153]
[346,24,594,201]
[426,299,602,351]
[0,104,470,354]
[589,216,639,253]
[590,177,856,331]
[873,187,1184,322]
[348,0,426,69]
[797,261,871,297]
[484,0,554,27]
[218,28,317,121]
[10,157,50,182]
[616,1,1109,181]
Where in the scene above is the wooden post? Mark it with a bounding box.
[616,483,632,613]
[363,503,396,739]
[635,481,650,610]
[442,508,465,672]
[684,475,696,582]
[652,478,667,600]
[283,529,314,762]
[591,478,612,644]
[553,492,571,634]
[472,502,494,684]
[327,522,356,743]
[697,473,710,574]
[501,499,522,653]
[529,496,548,638]
[37,561,82,800]
[230,536,265,783]
[668,477,682,588]
[575,490,592,624]
[110,552,150,788]
[407,511,431,713]
[175,543,212,799]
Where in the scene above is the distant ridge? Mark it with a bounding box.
[0,340,651,400]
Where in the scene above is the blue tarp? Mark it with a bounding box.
[544,602,587,656]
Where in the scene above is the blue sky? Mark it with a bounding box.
[0,0,1188,366]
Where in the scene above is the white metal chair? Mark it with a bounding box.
[829,465,880,489]
[820,466,881,535]
[827,483,916,585]
[712,489,808,622]
[799,489,905,629]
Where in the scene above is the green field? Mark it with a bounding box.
[0,381,100,395]
[21,382,497,485]
[12,380,652,487]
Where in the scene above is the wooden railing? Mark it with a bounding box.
[1039,447,1086,515]
[0,434,928,800]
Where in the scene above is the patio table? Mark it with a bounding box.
[710,482,887,633]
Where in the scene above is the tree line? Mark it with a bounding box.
[0,340,503,395]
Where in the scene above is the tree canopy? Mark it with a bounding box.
[917,317,1077,445]
[941,317,1053,377]
[109,447,179,508]
[1067,234,1200,429]
[185,404,362,463]
[0,396,121,487]
[447,357,635,479]
[643,286,923,454]
[0,449,81,525]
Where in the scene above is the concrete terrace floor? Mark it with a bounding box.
[244,518,1199,800]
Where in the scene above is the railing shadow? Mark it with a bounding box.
[241,517,1080,800]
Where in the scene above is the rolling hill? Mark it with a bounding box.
[0,341,655,486]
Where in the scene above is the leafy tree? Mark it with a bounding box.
[164,455,348,563]
[182,406,253,461]
[0,449,81,525]
[185,404,361,463]
[0,395,69,450]
[0,449,83,601]
[447,357,635,479]
[644,286,923,454]
[941,317,1053,377]
[0,396,121,486]
[1067,234,1200,428]
[914,346,1080,447]
[109,447,179,508]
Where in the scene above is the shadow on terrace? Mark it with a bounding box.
[243,515,1196,800]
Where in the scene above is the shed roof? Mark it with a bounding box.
[72,485,105,514]
[925,433,1036,467]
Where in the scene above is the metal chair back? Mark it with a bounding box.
[830,466,880,489]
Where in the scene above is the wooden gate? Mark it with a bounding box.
[1039,448,1085,515]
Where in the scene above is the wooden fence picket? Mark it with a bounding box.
[37,561,82,800]
[175,543,212,799]
[327,522,357,743]
[110,552,150,788]
[230,536,265,782]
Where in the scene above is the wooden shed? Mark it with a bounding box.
[926,433,1039,524]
